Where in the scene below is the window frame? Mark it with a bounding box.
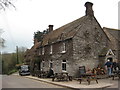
[42,47,45,55]
[50,45,53,54]
[49,60,53,68]
[62,60,67,72]
[61,42,66,53]
[42,60,45,68]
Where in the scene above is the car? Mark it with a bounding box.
[19,65,30,76]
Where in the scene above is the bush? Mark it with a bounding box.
[7,69,18,75]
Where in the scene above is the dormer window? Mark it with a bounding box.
[50,45,53,54]
[42,47,44,55]
[61,42,66,53]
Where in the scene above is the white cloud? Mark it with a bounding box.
[0,0,119,53]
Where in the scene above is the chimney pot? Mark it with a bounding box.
[48,25,54,32]
[85,2,94,16]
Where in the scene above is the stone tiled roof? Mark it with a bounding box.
[103,27,120,41]
[103,27,120,50]
[41,16,89,46]
[24,42,41,62]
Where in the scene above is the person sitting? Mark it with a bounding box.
[47,68,54,78]
[92,68,97,75]
[86,68,92,74]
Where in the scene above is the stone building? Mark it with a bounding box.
[103,27,120,62]
[24,2,119,77]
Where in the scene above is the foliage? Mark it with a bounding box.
[17,46,27,64]
[34,30,48,42]
[2,53,16,74]
[2,46,27,75]
[0,0,15,10]
[7,68,17,75]
[0,29,5,48]
[0,37,5,48]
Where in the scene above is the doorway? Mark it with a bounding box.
[107,57,113,62]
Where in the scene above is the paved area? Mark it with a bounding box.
[3,73,120,90]
[2,75,68,89]
[24,75,119,89]
[0,75,2,90]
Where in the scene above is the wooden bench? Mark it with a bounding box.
[52,72,72,81]
[36,71,48,78]
[78,73,98,85]
[78,66,98,85]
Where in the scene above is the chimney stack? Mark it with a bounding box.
[85,2,94,16]
[48,25,54,32]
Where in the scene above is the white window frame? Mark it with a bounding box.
[49,60,53,68]
[61,42,66,53]
[42,47,44,55]
[62,60,67,72]
[50,45,53,54]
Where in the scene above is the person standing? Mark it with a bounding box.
[117,61,120,70]
[47,68,54,78]
[112,60,117,71]
[105,59,113,76]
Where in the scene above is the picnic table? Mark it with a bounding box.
[35,70,48,78]
[78,66,98,85]
[78,73,98,85]
[52,72,72,81]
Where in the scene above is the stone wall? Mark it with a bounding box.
[72,16,109,76]
[40,39,73,75]
[35,16,110,77]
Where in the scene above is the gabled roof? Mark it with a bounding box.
[103,27,120,50]
[41,16,91,46]
[103,27,120,42]
[106,49,115,56]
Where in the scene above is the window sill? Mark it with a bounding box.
[50,52,52,54]
[61,51,66,54]
[62,70,67,73]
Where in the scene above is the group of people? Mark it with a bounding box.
[92,66,106,75]
[105,59,120,76]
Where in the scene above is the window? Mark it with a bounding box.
[61,42,66,53]
[50,45,53,54]
[42,60,45,67]
[62,60,66,72]
[42,47,44,55]
[49,60,53,68]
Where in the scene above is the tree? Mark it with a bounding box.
[2,46,27,74]
[18,46,27,64]
[0,29,5,48]
[0,0,15,47]
[34,29,48,42]
[0,0,15,10]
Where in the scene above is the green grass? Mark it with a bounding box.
[7,68,18,75]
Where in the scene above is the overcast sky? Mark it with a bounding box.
[0,0,119,53]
